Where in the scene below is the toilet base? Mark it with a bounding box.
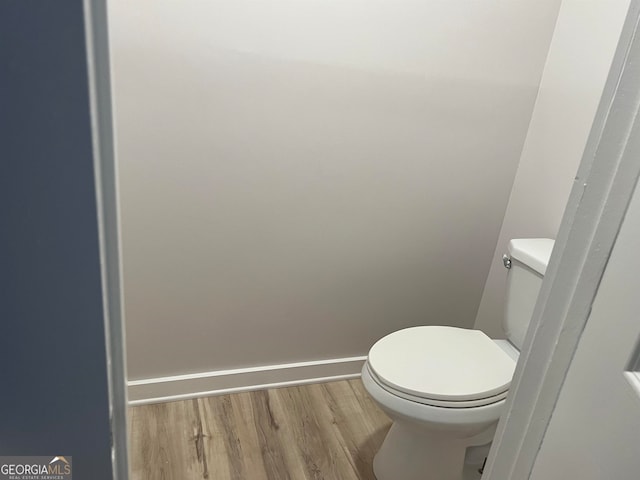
[373,421,467,480]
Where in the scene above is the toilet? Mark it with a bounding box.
[362,238,554,480]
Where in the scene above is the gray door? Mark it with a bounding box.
[0,2,115,478]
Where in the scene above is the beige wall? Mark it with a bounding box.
[474,0,631,338]
[110,0,560,380]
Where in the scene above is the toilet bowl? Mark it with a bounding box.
[362,238,554,480]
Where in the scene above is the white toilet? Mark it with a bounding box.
[362,238,554,480]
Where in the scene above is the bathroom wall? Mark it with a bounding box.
[474,0,632,338]
[109,0,561,396]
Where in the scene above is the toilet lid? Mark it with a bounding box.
[367,326,516,402]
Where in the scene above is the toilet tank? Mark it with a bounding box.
[503,238,555,350]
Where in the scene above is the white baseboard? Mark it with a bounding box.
[127,356,367,406]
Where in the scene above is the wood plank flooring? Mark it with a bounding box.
[128,379,392,480]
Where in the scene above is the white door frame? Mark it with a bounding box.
[483,3,640,479]
[83,1,640,478]
[83,0,129,478]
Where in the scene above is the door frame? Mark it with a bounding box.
[483,3,640,478]
[83,1,640,478]
[83,0,129,478]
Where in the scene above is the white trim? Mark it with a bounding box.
[128,356,367,406]
[83,0,129,478]
[484,4,640,479]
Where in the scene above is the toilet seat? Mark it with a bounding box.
[367,326,516,408]
[366,363,509,408]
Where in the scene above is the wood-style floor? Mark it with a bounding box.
[128,379,392,480]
